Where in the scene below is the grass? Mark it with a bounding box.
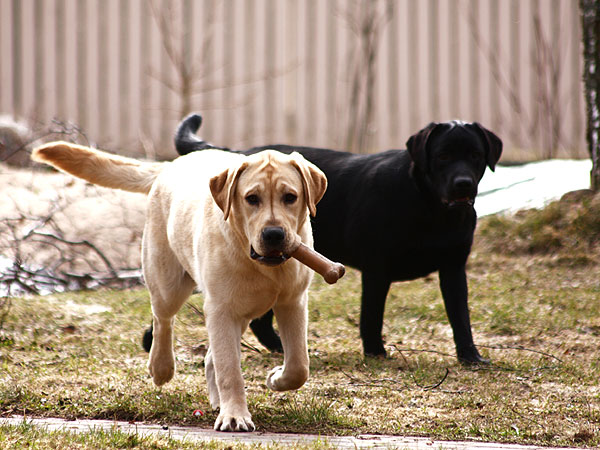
[0,421,189,450]
[0,420,336,449]
[1,193,600,448]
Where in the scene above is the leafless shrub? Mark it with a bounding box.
[465,6,569,159]
[1,117,92,168]
[0,199,143,297]
[1,140,147,297]
[339,0,394,154]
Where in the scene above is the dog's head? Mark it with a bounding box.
[209,150,327,266]
[406,121,502,209]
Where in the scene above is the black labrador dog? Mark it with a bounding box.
[144,113,502,364]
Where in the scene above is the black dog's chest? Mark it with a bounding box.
[393,230,472,279]
[389,223,474,279]
[312,206,474,281]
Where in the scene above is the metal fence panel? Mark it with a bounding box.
[0,0,586,160]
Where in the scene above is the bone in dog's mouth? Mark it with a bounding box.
[250,246,291,266]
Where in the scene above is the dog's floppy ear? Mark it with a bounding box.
[405,122,439,172]
[209,161,249,220]
[290,153,328,217]
[472,122,503,171]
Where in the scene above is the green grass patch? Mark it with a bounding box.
[0,421,336,449]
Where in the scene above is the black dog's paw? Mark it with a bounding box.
[457,346,490,365]
[363,343,387,358]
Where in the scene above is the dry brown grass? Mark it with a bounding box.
[1,192,599,448]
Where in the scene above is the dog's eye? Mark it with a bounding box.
[245,194,260,205]
[283,193,297,204]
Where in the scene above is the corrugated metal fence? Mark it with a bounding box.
[0,0,586,160]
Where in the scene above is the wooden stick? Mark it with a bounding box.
[291,243,345,284]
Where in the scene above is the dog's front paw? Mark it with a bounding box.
[457,345,490,365]
[148,351,175,386]
[214,412,255,432]
[266,365,285,391]
[266,365,308,391]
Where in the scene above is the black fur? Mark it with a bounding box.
[144,114,502,364]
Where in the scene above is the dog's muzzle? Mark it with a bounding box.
[250,246,291,266]
[444,196,475,208]
[250,226,291,266]
[444,176,477,208]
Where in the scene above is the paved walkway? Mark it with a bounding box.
[1,416,579,449]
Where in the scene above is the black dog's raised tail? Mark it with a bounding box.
[174,113,229,155]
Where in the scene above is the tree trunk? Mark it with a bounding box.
[580,0,600,190]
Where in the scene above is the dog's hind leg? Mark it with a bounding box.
[249,310,283,352]
[204,346,220,408]
[147,271,195,385]
[266,293,309,391]
[143,228,195,386]
[360,272,391,357]
[146,270,195,386]
[142,322,153,352]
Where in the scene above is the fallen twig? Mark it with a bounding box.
[478,344,563,363]
[390,345,456,359]
[395,347,453,392]
[413,368,450,391]
[339,368,410,392]
[241,339,262,354]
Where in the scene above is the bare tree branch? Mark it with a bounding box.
[1,160,145,296]
[341,0,394,153]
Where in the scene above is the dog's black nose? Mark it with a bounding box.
[262,227,285,246]
[453,176,474,191]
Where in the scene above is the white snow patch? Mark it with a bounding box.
[475,159,593,217]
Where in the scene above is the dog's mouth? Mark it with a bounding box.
[443,196,475,208]
[250,246,291,266]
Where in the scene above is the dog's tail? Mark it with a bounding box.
[174,112,231,155]
[31,141,163,194]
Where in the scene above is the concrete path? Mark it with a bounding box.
[1,416,579,449]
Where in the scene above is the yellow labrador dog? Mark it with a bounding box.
[32,142,327,432]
